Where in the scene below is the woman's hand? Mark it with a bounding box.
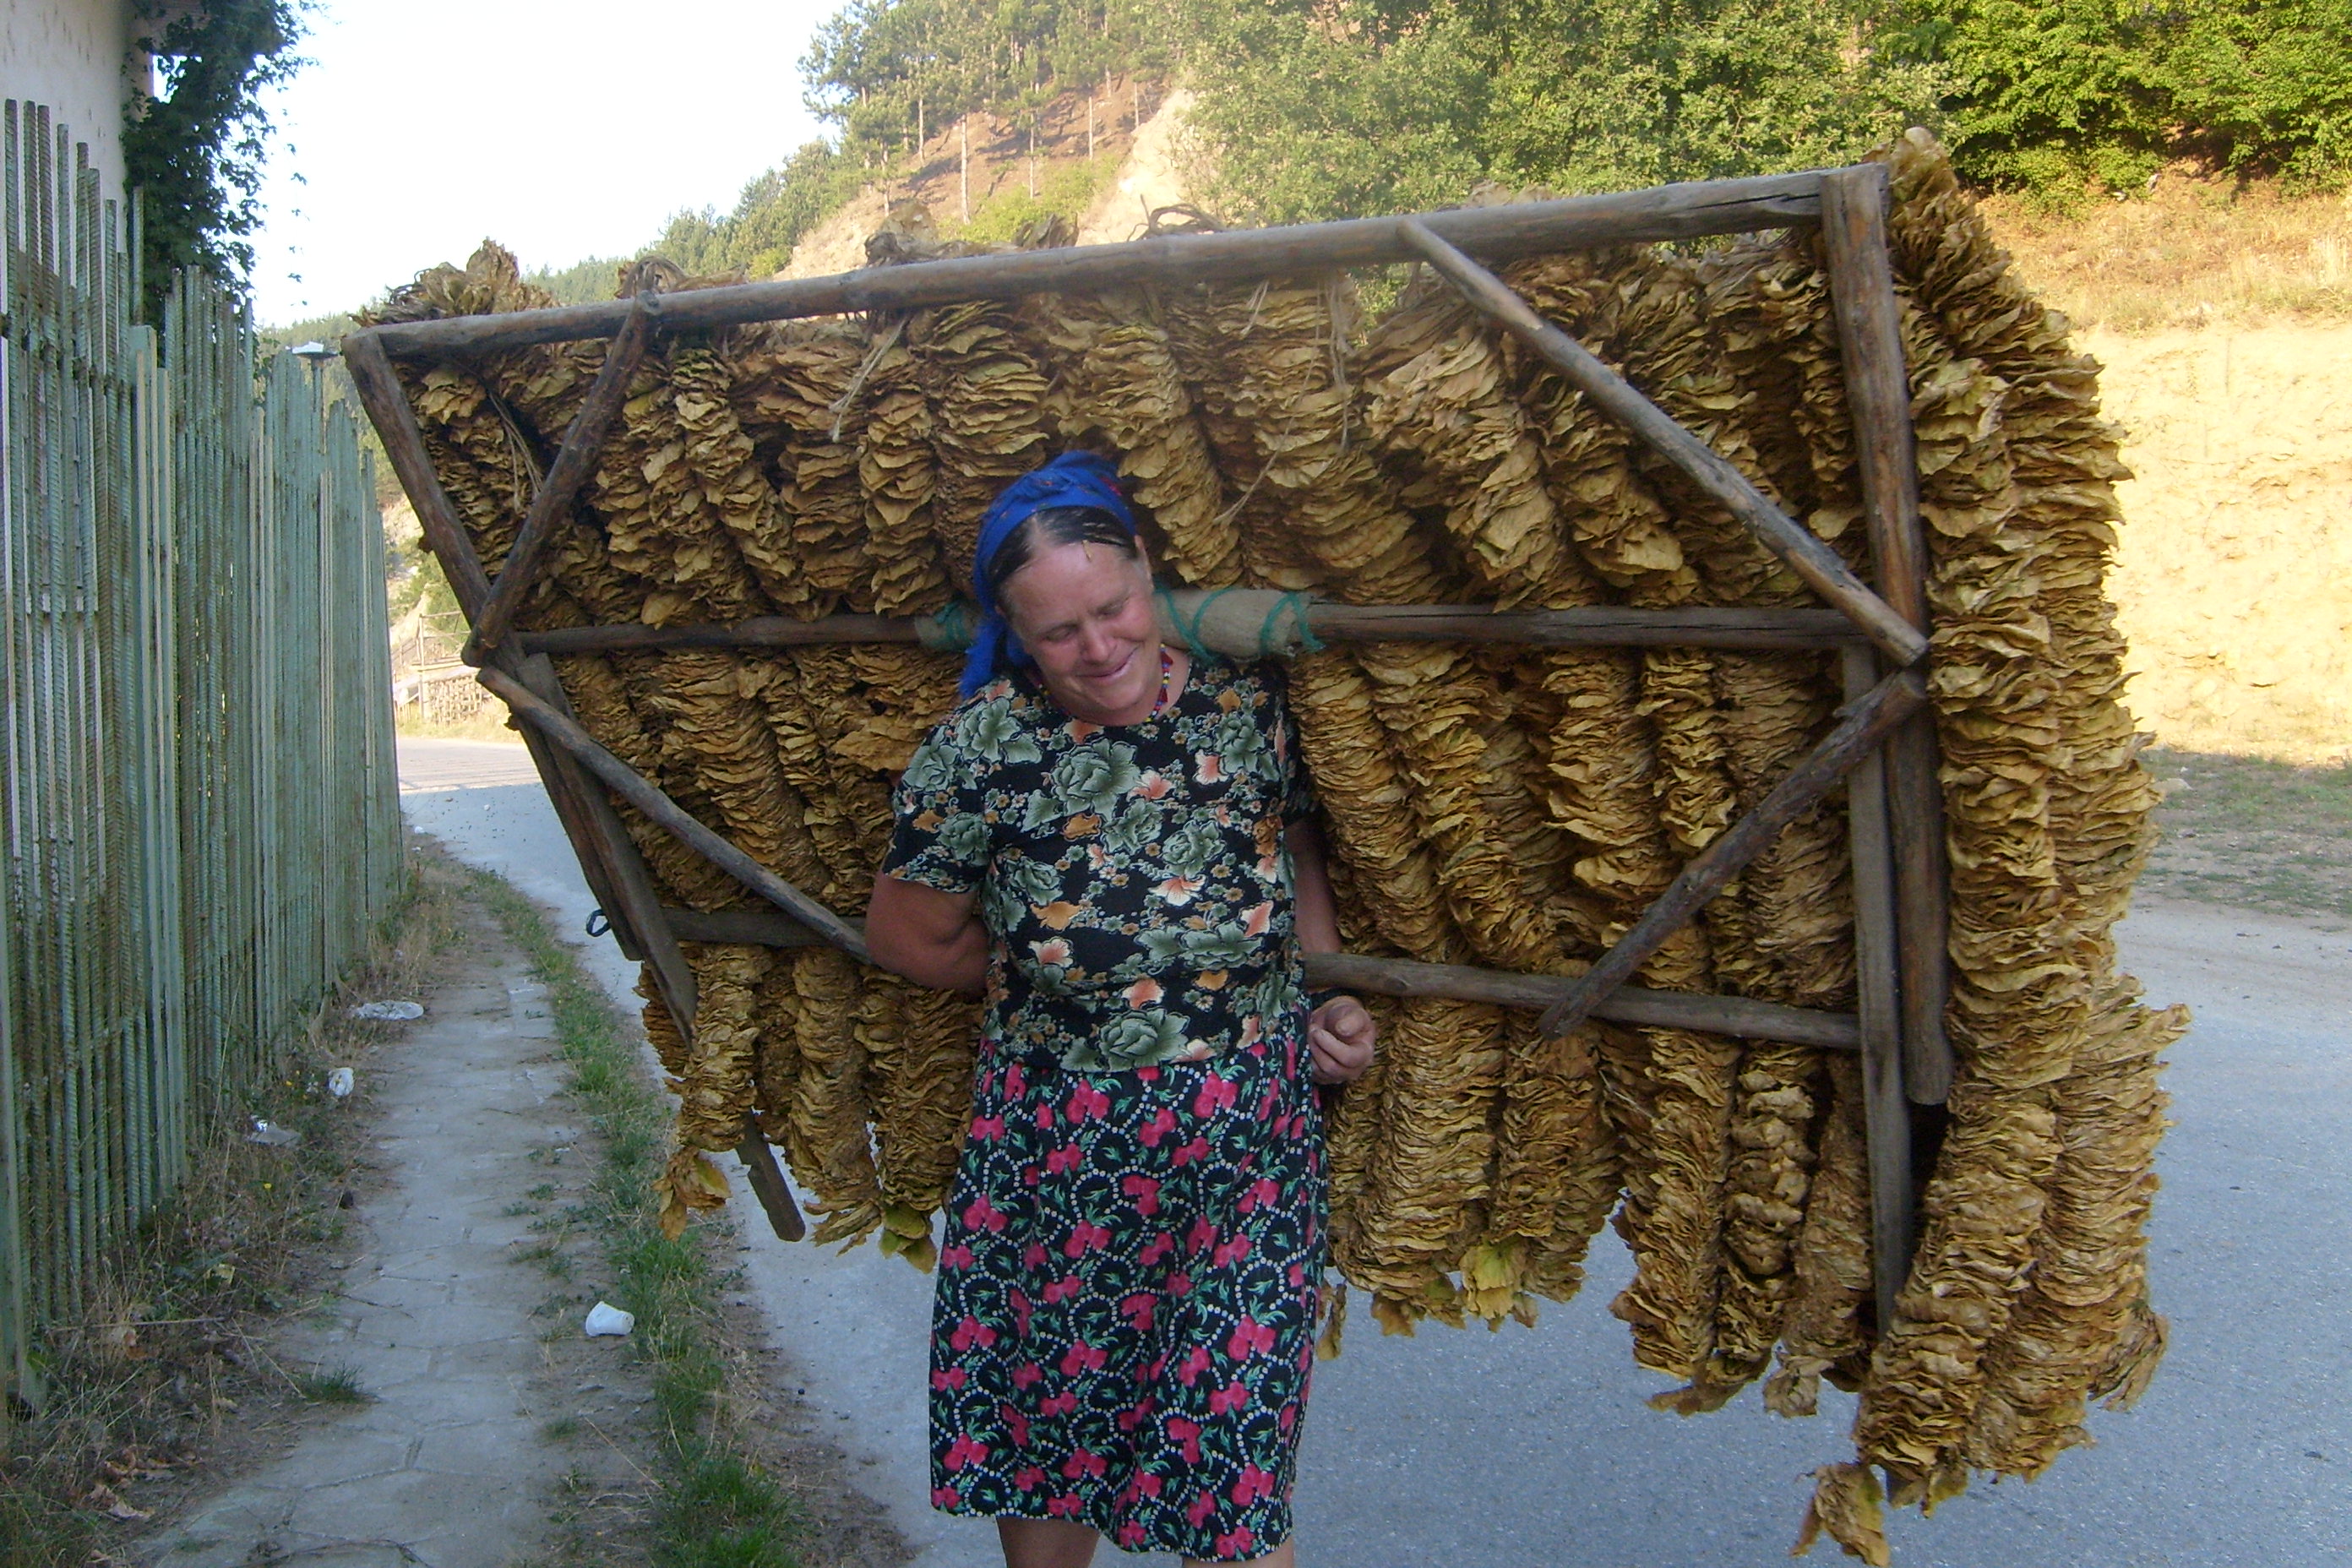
[1306,996,1377,1085]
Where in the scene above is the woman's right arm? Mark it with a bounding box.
[866,873,990,996]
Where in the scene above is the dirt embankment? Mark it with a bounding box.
[2088,324,2352,762]
[783,77,1191,277]
[1983,182,2352,764]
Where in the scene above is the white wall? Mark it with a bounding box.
[1,0,135,200]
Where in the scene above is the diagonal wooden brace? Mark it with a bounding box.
[1396,218,1930,670]
[465,295,655,662]
[1538,668,1928,1037]
[498,662,808,1243]
[475,664,870,963]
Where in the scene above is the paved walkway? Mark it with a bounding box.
[139,916,641,1568]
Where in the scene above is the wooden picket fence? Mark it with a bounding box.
[0,101,403,1405]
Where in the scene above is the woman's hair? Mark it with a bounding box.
[981,504,1140,608]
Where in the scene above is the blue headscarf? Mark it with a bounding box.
[960,450,1138,699]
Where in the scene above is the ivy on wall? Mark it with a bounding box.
[122,0,306,320]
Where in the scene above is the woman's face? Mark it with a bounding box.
[999,537,1162,724]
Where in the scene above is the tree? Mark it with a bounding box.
[123,0,308,320]
[1183,0,1954,225]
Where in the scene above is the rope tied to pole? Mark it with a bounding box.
[1156,587,1325,660]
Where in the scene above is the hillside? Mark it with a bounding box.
[1978,178,2352,764]
[781,77,1193,275]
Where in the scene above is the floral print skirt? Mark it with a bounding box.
[928,1031,1326,1560]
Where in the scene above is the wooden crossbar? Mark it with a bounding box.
[661,906,1864,1050]
[353,170,1828,360]
[513,597,1868,659]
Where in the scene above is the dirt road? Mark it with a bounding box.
[401,735,2352,1568]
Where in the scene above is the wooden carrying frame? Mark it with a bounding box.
[347,162,1951,1324]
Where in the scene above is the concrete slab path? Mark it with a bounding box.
[139,909,638,1568]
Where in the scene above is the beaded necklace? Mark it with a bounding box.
[1149,647,1177,716]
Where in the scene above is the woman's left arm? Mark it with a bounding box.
[1285,818,1377,1084]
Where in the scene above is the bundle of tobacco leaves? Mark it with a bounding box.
[372,133,2180,1555]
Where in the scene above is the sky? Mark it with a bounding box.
[248,0,834,327]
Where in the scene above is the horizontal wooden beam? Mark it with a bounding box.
[1539,667,1928,1037]
[1298,602,1862,651]
[350,171,1830,361]
[1396,218,1931,670]
[514,596,1866,660]
[1306,953,1859,1049]
[520,612,943,656]
[662,907,1859,1050]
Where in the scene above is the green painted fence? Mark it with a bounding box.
[0,101,402,1405]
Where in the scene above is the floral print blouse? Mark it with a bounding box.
[883,656,1316,1072]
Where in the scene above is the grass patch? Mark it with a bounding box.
[396,700,522,744]
[1984,167,2352,333]
[948,157,1116,247]
[291,1365,373,1407]
[2142,749,2352,920]
[466,869,806,1568]
[0,852,467,1567]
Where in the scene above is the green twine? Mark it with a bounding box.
[921,601,975,651]
[1271,591,1326,656]
[1160,586,1217,658]
[1157,587,1325,659]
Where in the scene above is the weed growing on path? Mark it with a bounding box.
[290,1365,373,1407]
[468,870,809,1568]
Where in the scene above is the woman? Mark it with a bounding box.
[868,450,1377,1568]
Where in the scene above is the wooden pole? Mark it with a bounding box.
[356,171,1831,361]
[1820,164,1955,1106]
[661,907,1863,1050]
[520,612,939,656]
[1841,645,1914,1330]
[1538,667,1928,1037]
[514,596,1866,659]
[476,664,871,964]
[1306,954,1859,1048]
[1278,601,1859,651]
[506,655,648,963]
[734,1114,806,1244]
[1395,218,1930,670]
[340,331,491,618]
[465,296,653,661]
[512,661,807,1243]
